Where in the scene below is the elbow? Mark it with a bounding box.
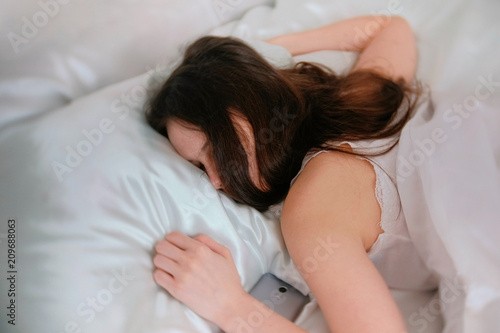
[390,16,415,36]
[383,16,414,41]
[372,15,411,30]
[389,15,410,27]
[390,16,417,84]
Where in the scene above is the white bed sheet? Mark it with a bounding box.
[1,0,499,332]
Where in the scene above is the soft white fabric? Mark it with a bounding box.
[0,0,274,129]
[1,0,499,332]
[398,87,500,333]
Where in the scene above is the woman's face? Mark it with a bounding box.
[166,117,262,191]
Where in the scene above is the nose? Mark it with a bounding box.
[207,170,223,190]
[209,176,223,190]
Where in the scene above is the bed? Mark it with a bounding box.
[1,0,499,332]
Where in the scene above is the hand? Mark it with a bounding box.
[153,232,246,326]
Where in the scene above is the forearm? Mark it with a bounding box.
[267,15,401,56]
[218,292,307,333]
[267,15,416,83]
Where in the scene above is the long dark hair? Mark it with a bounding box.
[146,36,419,211]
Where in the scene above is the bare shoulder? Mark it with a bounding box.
[280,151,405,332]
[281,150,382,251]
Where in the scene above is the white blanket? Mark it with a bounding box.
[1,0,499,332]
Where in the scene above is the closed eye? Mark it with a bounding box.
[189,160,205,172]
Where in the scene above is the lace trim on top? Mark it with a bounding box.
[364,159,400,255]
[269,143,401,257]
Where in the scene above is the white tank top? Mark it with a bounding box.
[271,138,438,291]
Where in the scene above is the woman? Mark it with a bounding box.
[147,15,432,332]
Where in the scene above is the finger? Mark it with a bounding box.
[153,254,179,276]
[194,234,232,259]
[155,240,184,262]
[153,269,176,294]
[165,231,197,251]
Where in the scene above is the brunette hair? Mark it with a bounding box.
[146,36,419,211]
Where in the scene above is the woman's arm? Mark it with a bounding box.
[153,232,308,333]
[266,15,417,83]
[280,151,407,332]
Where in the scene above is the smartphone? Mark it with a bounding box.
[249,273,309,321]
